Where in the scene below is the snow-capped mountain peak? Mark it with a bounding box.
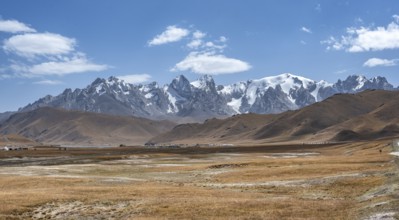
[191,74,216,92]
[19,73,396,122]
[256,73,315,94]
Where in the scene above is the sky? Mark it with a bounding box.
[0,0,399,112]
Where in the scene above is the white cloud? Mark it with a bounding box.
[323,16,399,52]
[3,32,76,57]
[219,36,227,43]
[148,25,189,46]
[321,36,343,50]
[187,30,206,49]
[193,30,206,39]
[20,54,108,76]
[0,19,109,78]
[186,30,227,51]
[149,24,251,75]
[300,40,307,45]
[0,19,36,33]
[116,74,152,84]
[33,79,63,85]
[187,39,203,49]
[204,41,226,51]
[301,27,312,33]
[363,58,398,67]
[171,52,251,75]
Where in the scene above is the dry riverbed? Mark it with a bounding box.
[0,141,398,219]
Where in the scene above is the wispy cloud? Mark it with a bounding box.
[148,25,189,46]
[301,27,312,33]
[363,58,398,67]
[28,55,108,76]
[187,30,206,49]
[334,69,349,75]
[0,19,36,33]
[3,32,76,58]
[322,15,399,52]
[33,79,63,85]
[116,74,152,84]
[172,52,251,75]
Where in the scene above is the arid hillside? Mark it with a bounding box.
[0,134,38,146]
[0,107,176,146]
[151,90,399,144]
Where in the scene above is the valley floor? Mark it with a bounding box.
[0,141,398,219]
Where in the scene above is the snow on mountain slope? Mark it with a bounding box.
[248,73,316,105]
[221,73,330,112]
[19,73,396,122]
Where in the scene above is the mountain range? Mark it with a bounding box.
[17,73,396,123]
[1,90,398,146]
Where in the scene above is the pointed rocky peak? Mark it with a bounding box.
[107,76,119,82]
[147,81,159,89]
[40,94,54,102]
[370,76,391,86]
[318,80,333,87]
[342,75,367,85]
[354,75,367,89]
[106,76,123,86]
[170,75,191,92]
[334,74,394,92]
[87,76,129,95]
[62,88,73,95]
[105,76,135,92]
[87,77,107,94]
[191,74,216,91]
[220,81,248,96]
[174,75,189,83]
[371,76,387,83]
[369,76,394,90]
[141,81,159,93]
[199,74,214,82]
[334,75,365,92]
[90,77,106,87]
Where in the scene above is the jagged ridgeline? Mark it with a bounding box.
[20,74,395,122]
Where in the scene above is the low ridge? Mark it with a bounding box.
[0,107,176,146]
[150,90,399,144]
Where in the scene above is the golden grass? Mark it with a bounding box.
[0,140,397,219]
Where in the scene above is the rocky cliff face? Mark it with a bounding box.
[19,73,397,122]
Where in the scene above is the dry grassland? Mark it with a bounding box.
[0,141,398,219]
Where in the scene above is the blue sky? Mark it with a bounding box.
[0,0,398,112]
